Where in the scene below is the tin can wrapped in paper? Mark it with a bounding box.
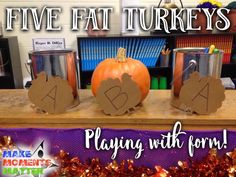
[171,48,224,110]
[28,49,79,107]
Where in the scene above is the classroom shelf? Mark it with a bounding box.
[0,36,23,89]
[77,32,236,90]
[222,63,236,78]
[0,72,11,77]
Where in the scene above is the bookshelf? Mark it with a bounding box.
[77,32,236,90]
[0,36,23,89]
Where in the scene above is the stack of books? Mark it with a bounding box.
[176,35,233,64]
[79,37,166,71]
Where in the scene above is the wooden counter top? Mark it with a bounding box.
[0,89,235,130]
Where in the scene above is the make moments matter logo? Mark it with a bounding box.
[0,140,58,177]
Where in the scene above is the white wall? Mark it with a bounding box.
[0,0,233,84]
[0,0,120,84]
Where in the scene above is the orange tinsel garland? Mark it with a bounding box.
[1,136,236,177]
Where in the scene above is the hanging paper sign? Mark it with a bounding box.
[96,73,141,116]
[28,72,74,114]
[179,72,225,115]
[32,38,65,51]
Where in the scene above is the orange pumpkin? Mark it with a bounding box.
[91,48,150,101]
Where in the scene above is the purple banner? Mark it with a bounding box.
[0,127,236,168]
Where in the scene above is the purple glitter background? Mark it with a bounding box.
[0,128,236,168]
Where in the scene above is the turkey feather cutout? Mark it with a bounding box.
[179,72,225,115]
[28,72,74,114]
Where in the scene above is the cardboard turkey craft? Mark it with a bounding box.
[179,72,225,115]
[96,73,142,116]
[28,72,74,114]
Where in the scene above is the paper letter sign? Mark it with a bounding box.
[179,72,225,115]
[96,73,141,116]
[28,72,74,114]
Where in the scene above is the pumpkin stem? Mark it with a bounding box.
[116,48,126,62]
